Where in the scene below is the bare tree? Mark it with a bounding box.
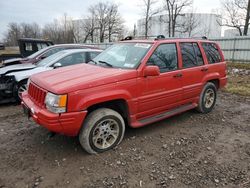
[20,22,41,38]
[42,14,75,43]
[236,0,250,35]
[4,23,21,46]
[141,0,160,38]
[219,0,247,36]
[88,2,124,42]
[107,3,124,42]
[4,22,42,46]
[89,2,109,43]
[81,15,98,43]
[164,0,192,37]
[178,12,199,37]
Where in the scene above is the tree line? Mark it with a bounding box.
[3,0,250,46]
[4,2,124,46]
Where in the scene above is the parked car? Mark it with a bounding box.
[1,44,98,67]
[0,38,53,63]
[22,38,227,154]
[0,48,102,103]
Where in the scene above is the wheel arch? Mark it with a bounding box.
[86,99,130,126]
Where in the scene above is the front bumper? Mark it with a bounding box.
[22,92,87,136]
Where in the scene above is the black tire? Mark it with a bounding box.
[79,108,125,154]
[196,82,217,113]
[15,80,28,103]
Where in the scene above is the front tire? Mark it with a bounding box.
[196,82,217,113]
[79,108,125,154]
[15,80,28,102]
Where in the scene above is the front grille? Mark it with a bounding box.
[28,82,47,107]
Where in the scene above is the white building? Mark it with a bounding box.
[137,13,222,38]
[224,28,250,37]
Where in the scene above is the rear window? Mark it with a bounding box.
[202,43,222,64]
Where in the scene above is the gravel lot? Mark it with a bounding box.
[0,92,250,188]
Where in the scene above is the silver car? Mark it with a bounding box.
[0,48,102,103]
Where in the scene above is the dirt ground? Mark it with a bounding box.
[0,91,250,188]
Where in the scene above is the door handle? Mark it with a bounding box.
[173,73,182,78]
[201,67,208,72]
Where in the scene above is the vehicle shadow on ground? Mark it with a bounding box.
[29,109,197,156]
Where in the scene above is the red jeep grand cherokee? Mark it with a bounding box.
[22,39,227,154]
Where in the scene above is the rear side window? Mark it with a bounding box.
[202,43,222,64]
[147,43,178,73]
[180,42,204,68]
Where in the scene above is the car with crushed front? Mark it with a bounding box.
[0,48,102,103]
[21,38,227,154]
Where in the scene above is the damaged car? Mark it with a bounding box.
[0,48,102,103]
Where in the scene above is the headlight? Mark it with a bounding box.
[45,92,67,113]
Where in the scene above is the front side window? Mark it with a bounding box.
[56,52,86,66]
[147,43,178,73]
[93,43,152,69]
[202,42,222,64]
[180,42,204,68]
[36,51,67,67]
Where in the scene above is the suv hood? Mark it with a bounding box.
[31,64,137,94]
[0,63,36,75]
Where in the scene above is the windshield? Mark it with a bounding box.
[36,51,67,67]
[92,43,152,69]
[27,46,51,59]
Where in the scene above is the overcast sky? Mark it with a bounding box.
[0,0,221,41]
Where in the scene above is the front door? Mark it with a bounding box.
[137,43,183,119]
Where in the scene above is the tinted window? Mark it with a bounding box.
[56,52,86,67]
[180,42,204,68]
[202,43,222,64]
[147,43,178,73]
[42,48,64,58]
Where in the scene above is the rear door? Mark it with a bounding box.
[201,42,226,79]
[179,42,207,100]
[137,43,183,118]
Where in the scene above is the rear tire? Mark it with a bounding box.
[79,108,125,154]
[196,82,217,113]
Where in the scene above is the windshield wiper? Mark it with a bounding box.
[98,60,113,67]
[89,59,98,65]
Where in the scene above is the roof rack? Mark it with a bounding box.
[120,35,208,41]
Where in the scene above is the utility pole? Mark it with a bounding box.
[243,0,250,35]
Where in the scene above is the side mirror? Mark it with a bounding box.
[53,62,62,69]
[143,66,160,77]
[40,56,47,60]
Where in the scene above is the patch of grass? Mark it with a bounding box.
[223,75,250,96]
[0,47,19,55]
[227,62,250,70]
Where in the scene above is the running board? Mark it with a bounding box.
[138,103,196,126]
